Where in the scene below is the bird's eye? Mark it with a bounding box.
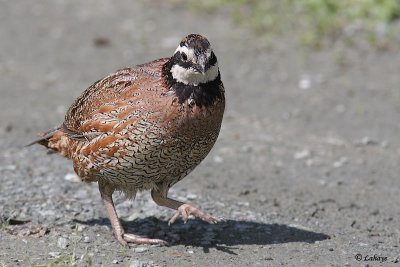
[181,53,188,61]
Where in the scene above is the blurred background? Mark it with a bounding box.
[1,1,400,266]
[182,0,400,48]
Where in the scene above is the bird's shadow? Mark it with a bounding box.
[74,217,330,254]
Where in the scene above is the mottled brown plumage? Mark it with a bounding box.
[33,34,225,245]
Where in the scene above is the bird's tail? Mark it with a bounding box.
[26,126,63,147]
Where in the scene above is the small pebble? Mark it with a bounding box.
[57,237,69,249]
[93,36,111,47]
[186,193,197,200]
[130,260,153,267]
[213,155,223,163]
[294,149,310,159]
[240,145,252,153]
[0,165,16,171]
[130,260,141,267]
[76,224,86,232]
[133,246,149,253]
[305,159,314,166]
[48,252,60,257]
[380,140,389,148]
[237,201,250,207]
[355,136,378,146]
[333,157,348,168]
[298,75,311,89]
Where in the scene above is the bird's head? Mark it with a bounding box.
[168,34,219,86]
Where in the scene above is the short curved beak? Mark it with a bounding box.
[194,54,207,74]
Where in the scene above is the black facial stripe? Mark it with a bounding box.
[181,52,187,61]
[178,61,194,69]
[175,51,187,61]
[172,52,192,68]
[209,52,217,66]
[174,51,183,59]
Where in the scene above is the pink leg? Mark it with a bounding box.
[99,182,168,246]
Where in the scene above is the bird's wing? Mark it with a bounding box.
[62,58,170,140]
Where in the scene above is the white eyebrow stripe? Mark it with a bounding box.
[175,46,196,62]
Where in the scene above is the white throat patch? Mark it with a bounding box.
[171,63,219,85]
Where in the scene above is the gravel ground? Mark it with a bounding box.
[1,1,400,266]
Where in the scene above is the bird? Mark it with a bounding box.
[31,34,225,246]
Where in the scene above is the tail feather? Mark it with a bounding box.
[26,127,62,147]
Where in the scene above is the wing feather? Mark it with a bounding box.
[63,58,169,139]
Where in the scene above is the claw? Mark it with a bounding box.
[168,203,223,225]
[113,232,168,246]
[122,233,169,246]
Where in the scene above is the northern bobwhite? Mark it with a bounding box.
[32,34,225,246]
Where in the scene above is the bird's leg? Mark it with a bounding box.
[98,181,168,246]
[151,187,223,225]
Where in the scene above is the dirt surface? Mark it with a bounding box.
[1,1,400,266]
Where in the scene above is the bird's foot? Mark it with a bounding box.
[168,203,223,225]
[114,232,169,246]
